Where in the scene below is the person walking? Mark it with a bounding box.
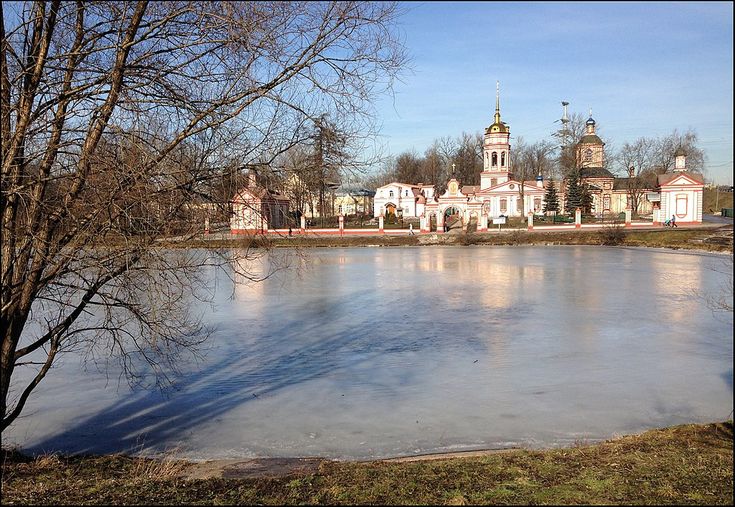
[409,223,414,235]
[671,215,677,228]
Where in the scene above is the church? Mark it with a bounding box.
[421,83,547,231]
[374,83,546,231]
[228,86,704,234]
[373,83,705,231]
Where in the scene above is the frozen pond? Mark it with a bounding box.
[4,246,733,460]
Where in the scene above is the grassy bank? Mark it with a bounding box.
[175,225,733,253]
[2,421,732,505]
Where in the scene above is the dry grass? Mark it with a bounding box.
[2,421,732,505]
[130,452,190,481]
[173,225,733,254]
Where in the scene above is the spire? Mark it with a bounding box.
[486,80,508,134]
[494,81,501,125]
[585,107,596,131]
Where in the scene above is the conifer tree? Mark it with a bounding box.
[543,180,560,214]
[581,184,594,214]
[565,169,583,214]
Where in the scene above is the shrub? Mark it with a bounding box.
[599,224,627,245]
[459,233,480,245]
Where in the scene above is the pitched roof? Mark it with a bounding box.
[657,171,705,186]
[613,175,657,190]
[579,134,604,145]
[580,167,614,178]
[235,186,288,202]
[336,187,375,197]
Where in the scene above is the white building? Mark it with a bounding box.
[372,83,695,231]
[373,182,435,218]
[422,82,546,232]
[653,148,704,224]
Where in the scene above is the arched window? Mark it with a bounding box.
[492,152,498,167]
[584,148,593,162]
[389,190,394,197]
[501,152,506,167]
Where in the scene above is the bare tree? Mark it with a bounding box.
[617,137,658,214]
[432,136,458,194]
[393,150,423,184]
[616,131,705,214]
[421,142,446,191]
[653,129,706,175]
[279,145,316,220]
[552,112,587,177]
[309,115,349,224]
[551,112,614,176]
[511,137,554,213]
[1,1,407,430]
[451,132,482,185]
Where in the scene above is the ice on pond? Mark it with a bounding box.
[5,246,733,460]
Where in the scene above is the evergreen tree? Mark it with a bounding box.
[580,184,594,214]
[543,180,560,214]
[565,169,583,214]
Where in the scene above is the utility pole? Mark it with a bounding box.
[560,101,570,155]
[558,101,571,216]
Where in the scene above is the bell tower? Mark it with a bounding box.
[481,81,512,190]
[576,110,605,169]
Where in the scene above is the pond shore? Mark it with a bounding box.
[172,223,734,253]
[3,421,732,505]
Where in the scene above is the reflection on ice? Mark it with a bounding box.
[4,246,733,460]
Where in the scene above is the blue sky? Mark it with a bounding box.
[372,1,733,184]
